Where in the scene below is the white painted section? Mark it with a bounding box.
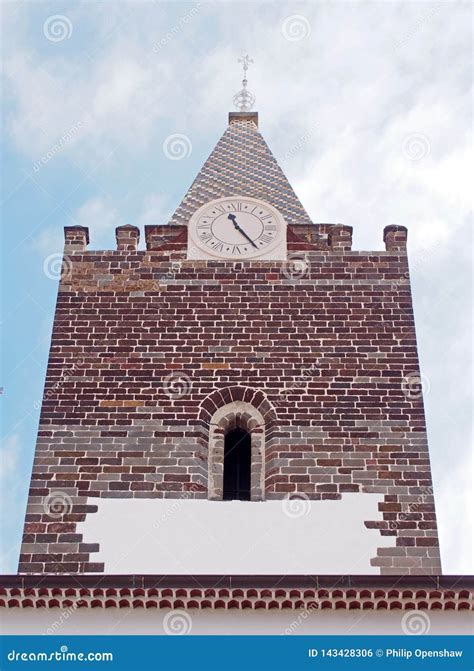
[1,608,471,636]
[76,494,394,574]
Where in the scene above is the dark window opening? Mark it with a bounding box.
[223,428,251,501]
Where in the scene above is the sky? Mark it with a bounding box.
[0,0,472,575]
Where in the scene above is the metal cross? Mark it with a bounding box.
[238,54,253,78]
[233,55,256,112]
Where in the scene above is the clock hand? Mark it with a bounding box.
[235,225,258,249]
[227,214,258,249]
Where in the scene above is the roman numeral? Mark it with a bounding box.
[259,234,273,244]
[207,239,223,251]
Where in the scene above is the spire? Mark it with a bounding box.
[232,54,256,112]
[168,120,312,228]
[167,56,312,228]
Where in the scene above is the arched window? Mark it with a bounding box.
[206,401,266,501]
[200,389,278,502]
[223,428,251,501]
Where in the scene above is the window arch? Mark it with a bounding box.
[207,401,266,501]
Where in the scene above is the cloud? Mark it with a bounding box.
[31,226,65,256]
[73,197,121,245]
[2,6,195,169]
[0,434,20,483]
[4,49,164,169]
[0,433,27,572]
[138,193,173,228]
[30,197,121,254]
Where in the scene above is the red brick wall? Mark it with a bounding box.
[19,224,441,575]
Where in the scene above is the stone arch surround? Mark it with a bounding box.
[199,387,278,502]
[198,386,278,432]
[208,401,266,501]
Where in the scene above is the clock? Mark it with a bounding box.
[187,196,287,260]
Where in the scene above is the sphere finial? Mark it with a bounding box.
[232,54,256,112]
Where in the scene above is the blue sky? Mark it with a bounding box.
[1,0,472,575]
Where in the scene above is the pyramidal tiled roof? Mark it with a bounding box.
[168,115,312,227]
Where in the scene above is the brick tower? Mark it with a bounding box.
[18,108,441,578]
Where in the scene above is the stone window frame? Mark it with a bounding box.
[198,386,278,501]
[208,402,266,502]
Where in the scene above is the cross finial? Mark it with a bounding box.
[233,54,256,112]
[238,54,253,77]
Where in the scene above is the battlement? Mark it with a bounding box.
[20,216,438,577]
[64,223,408,254]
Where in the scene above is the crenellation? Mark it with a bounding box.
[64,225,89,252]
[384,225,408,252]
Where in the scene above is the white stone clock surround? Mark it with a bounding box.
[187,196,287,260]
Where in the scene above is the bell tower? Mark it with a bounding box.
[18,59,441,578]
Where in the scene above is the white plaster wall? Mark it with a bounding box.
[76,494,394,574]
[1,608,471,636]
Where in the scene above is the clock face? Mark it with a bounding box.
[188,196,286,260]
